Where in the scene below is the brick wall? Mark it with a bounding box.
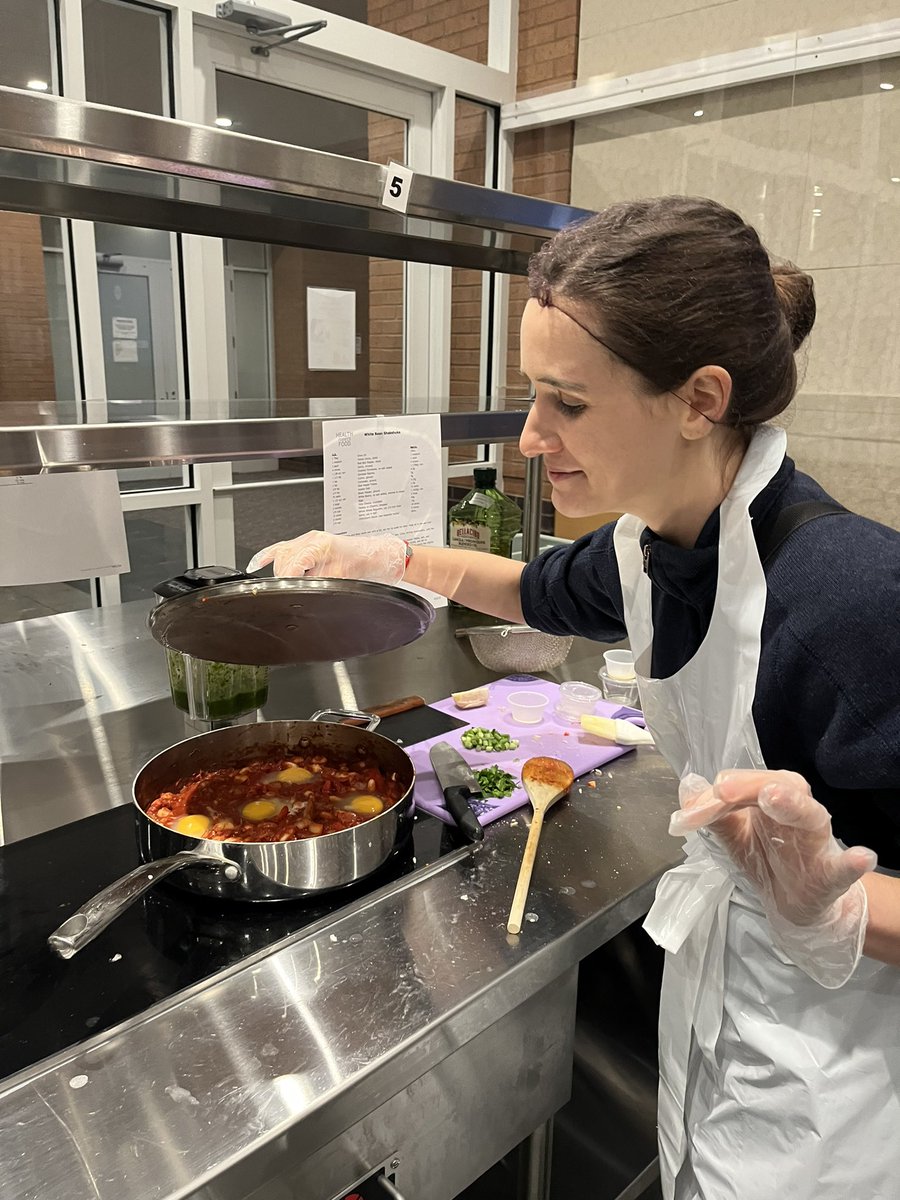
[448,100,491,466]
[366,7,491,430]
[0,211,57,416]
[503,0,579,506]
[367,116,406,417]
[369,0,489,63]
[366,0,578,513]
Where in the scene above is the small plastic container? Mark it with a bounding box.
[598,670,641,708]
[603,650,636,681]
[555,680,601,724]
[507,690,549,725]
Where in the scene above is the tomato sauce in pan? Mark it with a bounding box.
[145,750,405,844]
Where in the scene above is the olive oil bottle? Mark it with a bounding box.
[448,467,522,559]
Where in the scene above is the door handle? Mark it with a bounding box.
[378,1179,408,1200]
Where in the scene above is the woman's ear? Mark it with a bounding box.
[678,365,732,438]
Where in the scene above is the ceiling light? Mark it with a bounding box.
[879,82,894,91]
[693,109,704,118]
[813,185,823,196]
[812,208,822,217]
[215,116,234,128]
[26,79,49,92]
[892,176,900,183]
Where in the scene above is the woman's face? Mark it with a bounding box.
[518,298,686,519]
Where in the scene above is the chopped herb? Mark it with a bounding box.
[474,765,517,799]
[461,727,519,752]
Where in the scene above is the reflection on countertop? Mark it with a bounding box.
[0,599,678,1200]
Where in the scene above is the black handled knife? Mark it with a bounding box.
[428,742,485,843]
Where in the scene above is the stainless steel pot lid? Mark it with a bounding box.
[149,578,435,666]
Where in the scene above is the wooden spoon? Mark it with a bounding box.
[507,756,575,935]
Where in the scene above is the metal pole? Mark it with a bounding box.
[522,453,544,562]
[517,1118,554,1200]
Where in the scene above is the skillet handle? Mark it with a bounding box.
[310,707,381,731]
[48,852,241,960]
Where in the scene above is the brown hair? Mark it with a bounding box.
[528,196,815,429]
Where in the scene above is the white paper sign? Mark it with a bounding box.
[112,316,138,339]
[323,414,447,608]
[381,161,414,214]
[112,339,139,363]
[306,287,356,372]
[0,473,130,586]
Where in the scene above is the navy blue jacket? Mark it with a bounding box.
[521,458,900,867]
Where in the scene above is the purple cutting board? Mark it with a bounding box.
[407,675,641,826]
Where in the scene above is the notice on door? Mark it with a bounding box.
[0,472,130,586]
[111,316,138,339]
[322,414,447,608]
[112,339,139,363]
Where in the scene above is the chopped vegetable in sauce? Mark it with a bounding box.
[146,749,403,844]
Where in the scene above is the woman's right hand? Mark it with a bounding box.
[246,531,408,584]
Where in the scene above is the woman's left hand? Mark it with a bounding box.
[671,769,877,986]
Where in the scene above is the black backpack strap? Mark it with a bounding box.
[756,500,851,568]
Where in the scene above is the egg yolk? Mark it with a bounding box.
[175,814,212,838]
[343,794,385,816]
[241,799,279,822]
[275,765,314,784]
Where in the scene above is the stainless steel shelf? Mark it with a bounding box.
[0,409,529,476]
[0,87,591,272]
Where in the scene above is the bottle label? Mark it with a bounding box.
[449,522,492,553]
[468,492,492,509]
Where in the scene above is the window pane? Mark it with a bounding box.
[233,479,324,572]
[120,507,191,603]
[214,70,402,164]
[0,210,78,426]
[225,240,268,271]
[0,0,55,93]
[82,5,183,491]
[0,580,92,626]
[94,222,186,489]
[215,74,408,420]
[232,270,271,406]
[83,0,169,117]
[568,57,900,530]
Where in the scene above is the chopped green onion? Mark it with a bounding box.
[461,727,519,752]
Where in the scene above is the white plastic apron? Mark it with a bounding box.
[613,427,900,1200]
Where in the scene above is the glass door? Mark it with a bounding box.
[193,26,436,566]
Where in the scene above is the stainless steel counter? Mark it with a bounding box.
[0,602,680,1200]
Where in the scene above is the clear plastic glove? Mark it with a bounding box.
[671,769,876,988]
[246,530,407,584]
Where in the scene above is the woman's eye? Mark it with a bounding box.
[556,397,586,417]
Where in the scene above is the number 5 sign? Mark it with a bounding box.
[380,161,414,214]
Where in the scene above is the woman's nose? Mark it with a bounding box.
[519,402,561,458]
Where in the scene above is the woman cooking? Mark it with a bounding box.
[248,196,900,1199]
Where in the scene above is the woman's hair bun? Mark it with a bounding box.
[771,261,816,352]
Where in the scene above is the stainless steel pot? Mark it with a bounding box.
[48,713,416,959]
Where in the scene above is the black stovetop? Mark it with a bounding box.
[0,706,465,1084]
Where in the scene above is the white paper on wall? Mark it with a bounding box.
[306,288,356,371]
